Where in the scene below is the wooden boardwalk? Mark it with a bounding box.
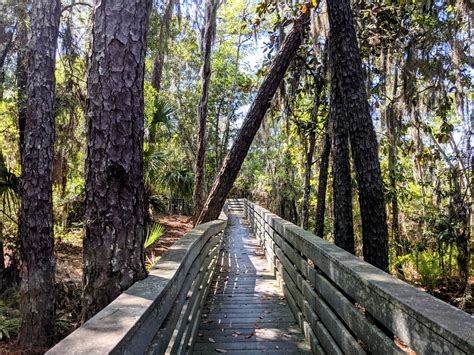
[192,212,311,354]
[49,200,473,355]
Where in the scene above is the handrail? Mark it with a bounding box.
[48,210,228,355]
[244,199,473,355]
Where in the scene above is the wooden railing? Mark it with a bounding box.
[48,211,228,355]
[244,200,473,355]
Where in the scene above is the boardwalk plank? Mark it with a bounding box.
[192,212,311,354]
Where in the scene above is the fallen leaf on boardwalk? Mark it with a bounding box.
[209,337,216,343]
[245,332,254,339]
[198,333,203,337]
[215,349,228,353]
[275,345,280,349]
[258,316,264,319]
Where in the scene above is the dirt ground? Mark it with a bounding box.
[0,214,192,355]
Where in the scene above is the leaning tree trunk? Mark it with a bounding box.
[327,0,388,270]
[197,9,311,225]
[82,0,150,321]
[192,0,218,224]
[18,0,60,347]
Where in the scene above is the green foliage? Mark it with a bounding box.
[144,223,165,249]
[159,168,194,199]
[0,299,20,340]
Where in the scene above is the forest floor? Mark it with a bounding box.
[0,214,193,355]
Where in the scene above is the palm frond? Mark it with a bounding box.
[144,223,165,249]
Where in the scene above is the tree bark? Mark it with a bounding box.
[18,0,60,347]
[82,0,150,321]
[387,62,402,262]
[327,0,388,270]
[301,45,327,230]
[315,123,331,238]
[150,0,175,92]
[192,0,218,224]
[197,10,310,225]
[331,71,354,253]
[16,5,28,160]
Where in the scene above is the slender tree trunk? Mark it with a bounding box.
[193,0,218,224]
[197,10,311,225]
[302,45,327,230]
[331,77,354,253]
[387,63,402,262]
[16,9,28,160]
[82,0,150,321]
[328,2,354,252]
[327,0,388,270]
[315,124,331,238]
[18,0,60,346]
[452,22,471,291]
[301,141,314,230]
[214,100,224,174]
[150,0,175,92]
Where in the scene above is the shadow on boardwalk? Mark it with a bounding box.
[192,212,311,354]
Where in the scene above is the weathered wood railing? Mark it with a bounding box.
[48,211,228,355]
[244,199,473,355]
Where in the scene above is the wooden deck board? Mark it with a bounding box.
[192,212,311,354]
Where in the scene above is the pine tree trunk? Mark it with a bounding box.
[150,0,175,92]
[315,126,331,238]
[16,7,28,160]
[82,0,150,321]
[302,45,327,230]
[327,0,388,270]
[387,63,401,263]
[193,0,218,224]
[331,75,355,253]
[301,145,314,230]
[197,10,310,225]
[18,0,60,346]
